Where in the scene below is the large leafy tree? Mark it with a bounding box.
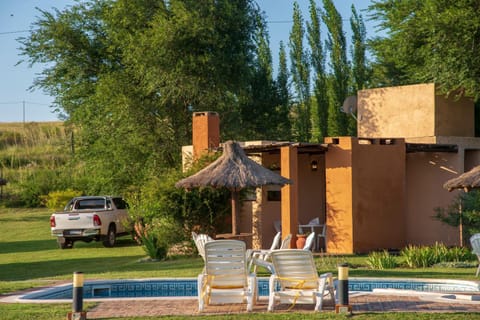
[18,0,260,194]
[368,0,480,101]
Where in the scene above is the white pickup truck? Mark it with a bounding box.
[49,196,130,249]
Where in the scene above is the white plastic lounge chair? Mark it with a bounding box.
[249,232,282,271]
[267,249,335,312]
[251,234,293,274]
[280,233,292,249]
[192,232,214,261]
[198,240,256,312]
[303,232,316,251]
[470,233,480,277]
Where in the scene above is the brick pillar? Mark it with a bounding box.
[192,111,220,160]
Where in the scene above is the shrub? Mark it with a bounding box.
[401,245,436,268]
[40,189,83,211]
[400,243,475,268]
[366,250,397,269]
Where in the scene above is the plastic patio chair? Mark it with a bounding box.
[198,240,256,312]
[267,249,335,312]
[249,232,282,273]
[303,232,316,251]
[470,233,480,277]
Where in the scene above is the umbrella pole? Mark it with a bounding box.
[231,191,239,235]
[459,199,463,247]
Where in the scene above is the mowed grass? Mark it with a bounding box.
[1,208,480,320]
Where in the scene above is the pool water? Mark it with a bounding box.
[20,277,480,301]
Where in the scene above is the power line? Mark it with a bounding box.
[0,101,50,106]
[0,30,29,35]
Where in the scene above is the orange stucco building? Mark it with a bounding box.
[184,83,480,254]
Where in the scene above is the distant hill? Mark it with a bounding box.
[0,121,71,206]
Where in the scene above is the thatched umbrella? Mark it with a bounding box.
[175,140,292,235]
[443,165,480,192]
[443,165,480,246]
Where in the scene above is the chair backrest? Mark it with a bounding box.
[303,232,316,250]
[270,249,318,289]
[193,233,214,260]
[204,240,248,289]
[280,234,292,249]
[308,217,320,225]
[269,232,282,251]
[470,233,480,255]
[273,220,281,233]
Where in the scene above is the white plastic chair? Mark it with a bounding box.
[267,249,335,312]
[470,233,480,277]
[249,232,282,272]
[280,233,292,249]
[303,232,316,251]
[198,240,256,312]
[192,232,214,261]
[250,234,292,274]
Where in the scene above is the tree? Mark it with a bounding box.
[348,4,369,136]
[275,41,292,140]
[18,0,260,194]
[307,0,328,142]
[368,0,480,101]
[322,0,349,137]
[239,11,288,140]
[289,1,311,142]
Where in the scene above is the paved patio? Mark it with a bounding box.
[86,293,480,318]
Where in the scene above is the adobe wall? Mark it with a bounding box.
[435,94,474,137]
[352,138,406,253]
[358,83,474,138]
[325,137,406,254]
[405,152,460,246]
[324,137,354,253]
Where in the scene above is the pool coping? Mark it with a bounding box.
[2,276,479,304]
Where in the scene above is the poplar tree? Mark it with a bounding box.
[307,0,328,142]
[322,0,349,137]
[275,41,292,140]
[348,4,368,136]
[289,1,311,142]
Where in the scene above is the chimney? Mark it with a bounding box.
[192,111,220,160]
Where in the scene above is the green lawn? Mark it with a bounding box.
[0,208,479,319]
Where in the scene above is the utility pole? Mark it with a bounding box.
[23,100,25,128]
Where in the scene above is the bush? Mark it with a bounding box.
[400,243,475,268]
[366,250,397,269]
[40,189,83,211]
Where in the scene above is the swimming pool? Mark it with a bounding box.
[17,277,480,302]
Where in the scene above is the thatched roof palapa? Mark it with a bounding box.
[176,140,292,235]
[175,140,292,191]
[443,165,480,192]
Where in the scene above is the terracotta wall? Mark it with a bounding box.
[435,94,474,137]
[324,137,354,253]
[405,152,460,246]
[358,83,474,138]
[325,137,406,254]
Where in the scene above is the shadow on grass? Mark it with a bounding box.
[0,255,204,281]
[0,213,49,223]
[0,238,137,254]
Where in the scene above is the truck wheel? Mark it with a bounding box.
[103,225,116,247]
[57,237,74,249]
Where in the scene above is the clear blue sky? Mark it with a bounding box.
[0,0,374,122]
